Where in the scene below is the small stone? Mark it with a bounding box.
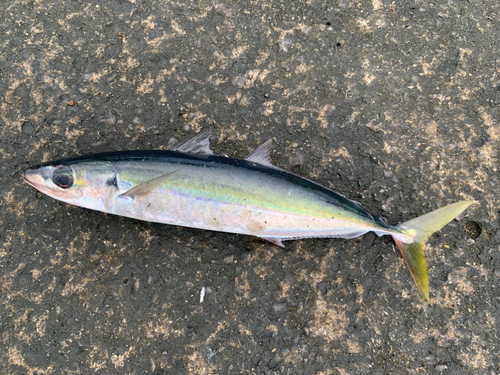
[362,232,376,247]
[272,303,288,314]
[435,364,447,372]
[115,346,128,355]
[249,354,261,368]
[268,353,283,369]
[289,152,305,167]
[22,123,36,135]
[168,138,179,147]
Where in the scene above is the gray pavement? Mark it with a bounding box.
[1,0,499,373]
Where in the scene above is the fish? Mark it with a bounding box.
[23,130,473,300]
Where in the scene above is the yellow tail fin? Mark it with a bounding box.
[394,201,474,300]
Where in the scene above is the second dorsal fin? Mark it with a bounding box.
[170,130,213,155]
[245,139,278,169]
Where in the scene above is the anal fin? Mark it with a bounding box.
[259,236,285,247]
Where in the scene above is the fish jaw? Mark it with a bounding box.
[24,166,53,193]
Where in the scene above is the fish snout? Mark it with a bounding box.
[23,166,50,190]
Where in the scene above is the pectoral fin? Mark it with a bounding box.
[120,169,181,198]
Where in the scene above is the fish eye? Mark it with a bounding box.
[52,166,74,189]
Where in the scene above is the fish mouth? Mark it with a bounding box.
[23,168,47,192]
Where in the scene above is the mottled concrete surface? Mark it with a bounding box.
[1,0,499,374]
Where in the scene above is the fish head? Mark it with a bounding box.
[23,162,114,210]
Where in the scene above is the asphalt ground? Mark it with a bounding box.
[1,0,499,374]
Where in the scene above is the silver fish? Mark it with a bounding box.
[24,130,473,299]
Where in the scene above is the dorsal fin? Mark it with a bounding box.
[170,130,213,155]
[245,139,278,168]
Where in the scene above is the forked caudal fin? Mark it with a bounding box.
[393,200,474,300]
